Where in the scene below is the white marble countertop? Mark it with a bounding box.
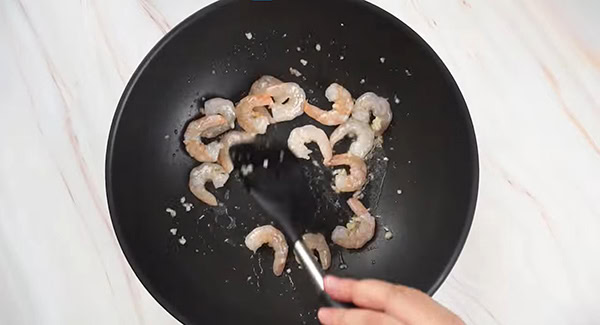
[1,0,599,324]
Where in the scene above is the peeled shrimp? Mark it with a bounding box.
[235,95,274,134]
[218,131,256,173]
[249,75,282,95]
[184,115,227,162]
[202,98,236,138]
[327,153,367,192]
[302,233,331,270]
[264,82,306,122]
[331,198,375,249]
[287,125,333,164]
[330,118,375,159]
[189,163,229,206]
[352,92,392,136]
[245,225,289,276]
[304,83,353,126]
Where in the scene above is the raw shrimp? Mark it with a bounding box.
[302,233,331,270]
[235,95,274,134]
[184,115,227,162]
[245,225,289,276]
[352,92,392,136]
[331,198,375,249]
[218,131,256,173]
[264,82,306,122]
[329,118,375,159]
[327,153,367,192]
[189,163,229,206]
[249,75,282,95]
[202,98,236,138]
[304,83,353,126]
[287,125,332,164]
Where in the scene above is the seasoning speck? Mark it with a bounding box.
[245,32,253,40]
[300,59,308,66]
[383,157,389,161]
[360,78,366,84]
[339,55,345,60]
[164,135,170,139]
[241,164,254,176]
[263,159,269,169]
[315,43,321,51]
[405,69,412,76]
[394,95,400,104]
[296,46,302,52]
[380,57,386,63]
[211,70,216,75]
[179,236,187,245]
[183,202,194,212]
[170,228,177,235]
[340,22,345,27]
[396,189,403,195]
[289,67,303,77]
[286,268,292,274]
[282,33,287,38]
[384,229,394,240]
[165,208,176,217]
[180,196,186,204]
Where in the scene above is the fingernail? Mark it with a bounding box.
[318,307,335,324]
[324,275,341,290]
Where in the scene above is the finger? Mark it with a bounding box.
[323,276,359,303]
[318,307,402,325]
[324,276,462,324]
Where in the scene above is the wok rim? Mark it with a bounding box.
[105,0,479,323]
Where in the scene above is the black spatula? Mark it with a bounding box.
[231,140,351,309]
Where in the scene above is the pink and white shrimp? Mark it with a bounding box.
[245,225,289,276]
[249,75,282,95]
[264,82,306,122]
[302,233,331,270]
[304,83,354,126]
[218,131,256,173]
[331,198,375,249]
[235,95,274,134]
[327,153,367,192]
[201,98,236,138]
[352,92,392,136]
[189,163,229,206]
[184,115,227,162]
[287,125,333,164]
[329,118,375,159]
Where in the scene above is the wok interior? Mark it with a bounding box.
[107,0,477,323]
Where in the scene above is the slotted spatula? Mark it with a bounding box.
[230,140,351,308]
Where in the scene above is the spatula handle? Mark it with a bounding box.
[293,241,354,309]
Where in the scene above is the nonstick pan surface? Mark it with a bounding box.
[106,0,479,324]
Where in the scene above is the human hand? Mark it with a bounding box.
[318,276,464,325]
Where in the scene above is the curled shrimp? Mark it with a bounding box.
[218,131,256,173]
[287,125,333,164]
[304,83,353,126]
[245,225,289,276]
[301,233,331,270]
[330,118,375,159]
[264,82,306,122]
[327,153,367,192]
[235,95,274,134]
[331,198,375,249]
[202,98,236,138]
[189,163,229,206]
[250,75,282,95]
[184,115,227,162]
[352,92,392,136]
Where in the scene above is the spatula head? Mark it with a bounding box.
[230,141,317,242]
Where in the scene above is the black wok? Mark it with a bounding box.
[106,0,478,324]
